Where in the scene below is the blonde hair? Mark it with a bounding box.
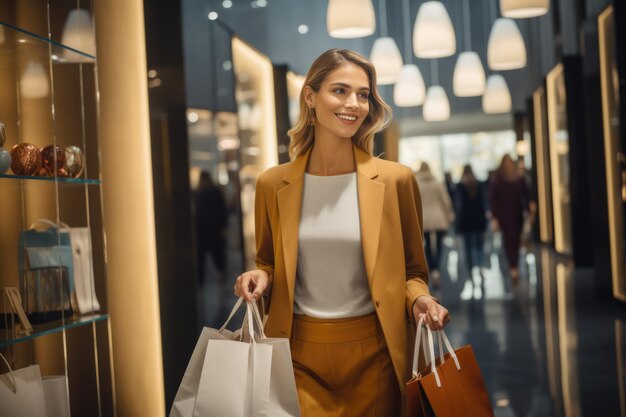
[288,49,392,158]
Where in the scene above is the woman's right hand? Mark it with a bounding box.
[234,269,270,302]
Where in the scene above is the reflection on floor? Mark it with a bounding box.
[436,233,626,417]
[200,229,626,416]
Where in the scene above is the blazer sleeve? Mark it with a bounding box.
[400,170,431,316]
[254,175,275,290]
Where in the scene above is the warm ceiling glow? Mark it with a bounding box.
[393,64,425,107]
[500,0,549,18]
[488,18,527,70]
[413,1,456,58]
[423,86,450,121]
[370,37,403,85]
[453,51,486,97]
[482,74,512,114]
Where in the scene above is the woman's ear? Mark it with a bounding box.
[303,85,315,108]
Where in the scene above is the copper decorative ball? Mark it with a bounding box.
[10,143,41,176]
[64,145,84,178]
[41,145,68,177]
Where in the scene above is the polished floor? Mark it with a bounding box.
[199,229,626,417]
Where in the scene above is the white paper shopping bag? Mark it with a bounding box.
[42,375,71,417]
[0,354,47,417]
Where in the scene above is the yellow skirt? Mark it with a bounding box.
[290,313,401,417]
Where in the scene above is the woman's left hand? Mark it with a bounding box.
[412,296,451,331]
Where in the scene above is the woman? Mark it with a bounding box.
[455,165,488,288]
[488,154,530,286]
[415,162,455,288]
[234,49,450,416]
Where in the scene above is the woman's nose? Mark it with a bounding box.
[345,93,359,109]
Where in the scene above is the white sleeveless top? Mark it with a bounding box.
[293,173,374,318]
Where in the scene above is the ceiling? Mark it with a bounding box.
[181,0,589,135]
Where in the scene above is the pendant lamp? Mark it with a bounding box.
[452,0,485,96]
[394,65,425,106]
[61,9,96,62]
[20,62,50,99]
[487,18,526,70]
[369,0,402,84]
[453,52,486,96]
[327,0,376,39]
[482,74,512,113]
[394,0,425,106]
[413,1,456,58]
[423,86,450,121]
[371,38,403,85]
[500,0,549,18]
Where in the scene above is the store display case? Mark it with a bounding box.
[0,2,113,416]
[231,37,278,270]
[599,5,626,302]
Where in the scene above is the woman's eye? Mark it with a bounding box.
[333,88,345,94]
[359,93,369,99]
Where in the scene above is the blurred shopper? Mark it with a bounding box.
[194,170,228,286]
[488,154,531,286]
[444,171,456,203]
[234,49,450,415]
[455,165,488,286]
[416,162,455,288]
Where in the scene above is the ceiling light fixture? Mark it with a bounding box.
[423,60,450,121]
[394,0,424,106]
[60,9,96,63]
[327,0,376,38]
[369,0,402,84]
[453,0,485,96]
[500,0,549,18]
[413,1,456,58]
[487,0,526,72]
[482,74,512,113]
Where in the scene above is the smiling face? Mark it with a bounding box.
[304,63,371,141]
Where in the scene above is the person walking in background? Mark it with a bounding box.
[194,170,228,287]
[455,165,488,289]
[415,162,455,289]
[488,154,531,286]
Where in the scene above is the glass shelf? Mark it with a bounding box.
[0,314,108,348]
[0,21,96,62]
[0,174,101,185]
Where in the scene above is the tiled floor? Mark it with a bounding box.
[199,230,626,416]
[434,233,626,417]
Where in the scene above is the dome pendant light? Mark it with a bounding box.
[423,60,450,121]
[61,9,96,62]
[487,17,527,70]
[453,52,486,96]
[483,74,512,113]
[371,38,403,84]
[413,1,456,58]
[369,0,402,84]
[500,0,549,18]
[394,0,425,106]
[327,0,376,39]
[453,0,485,96]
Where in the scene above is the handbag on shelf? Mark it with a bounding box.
[18,219,100,320]
[406,318,495,417]
[170,297,300,417]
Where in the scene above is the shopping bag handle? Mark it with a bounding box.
[0,352,17,394]
[415,317,441,387]
[219,296,246,333]
[29,218,71,231]
[248,300,267,339]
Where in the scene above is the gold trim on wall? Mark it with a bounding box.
[547,64,572,255]
[599,5,626,302]
[534,87,554,243]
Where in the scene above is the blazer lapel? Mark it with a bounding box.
[354,145,385,290]
[276,148,310,307]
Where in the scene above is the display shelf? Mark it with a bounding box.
[0,21,96,61]
[0,314,108,348]
[0,174,101,185]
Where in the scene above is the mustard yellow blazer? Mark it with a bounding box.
[254,143,431,389]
